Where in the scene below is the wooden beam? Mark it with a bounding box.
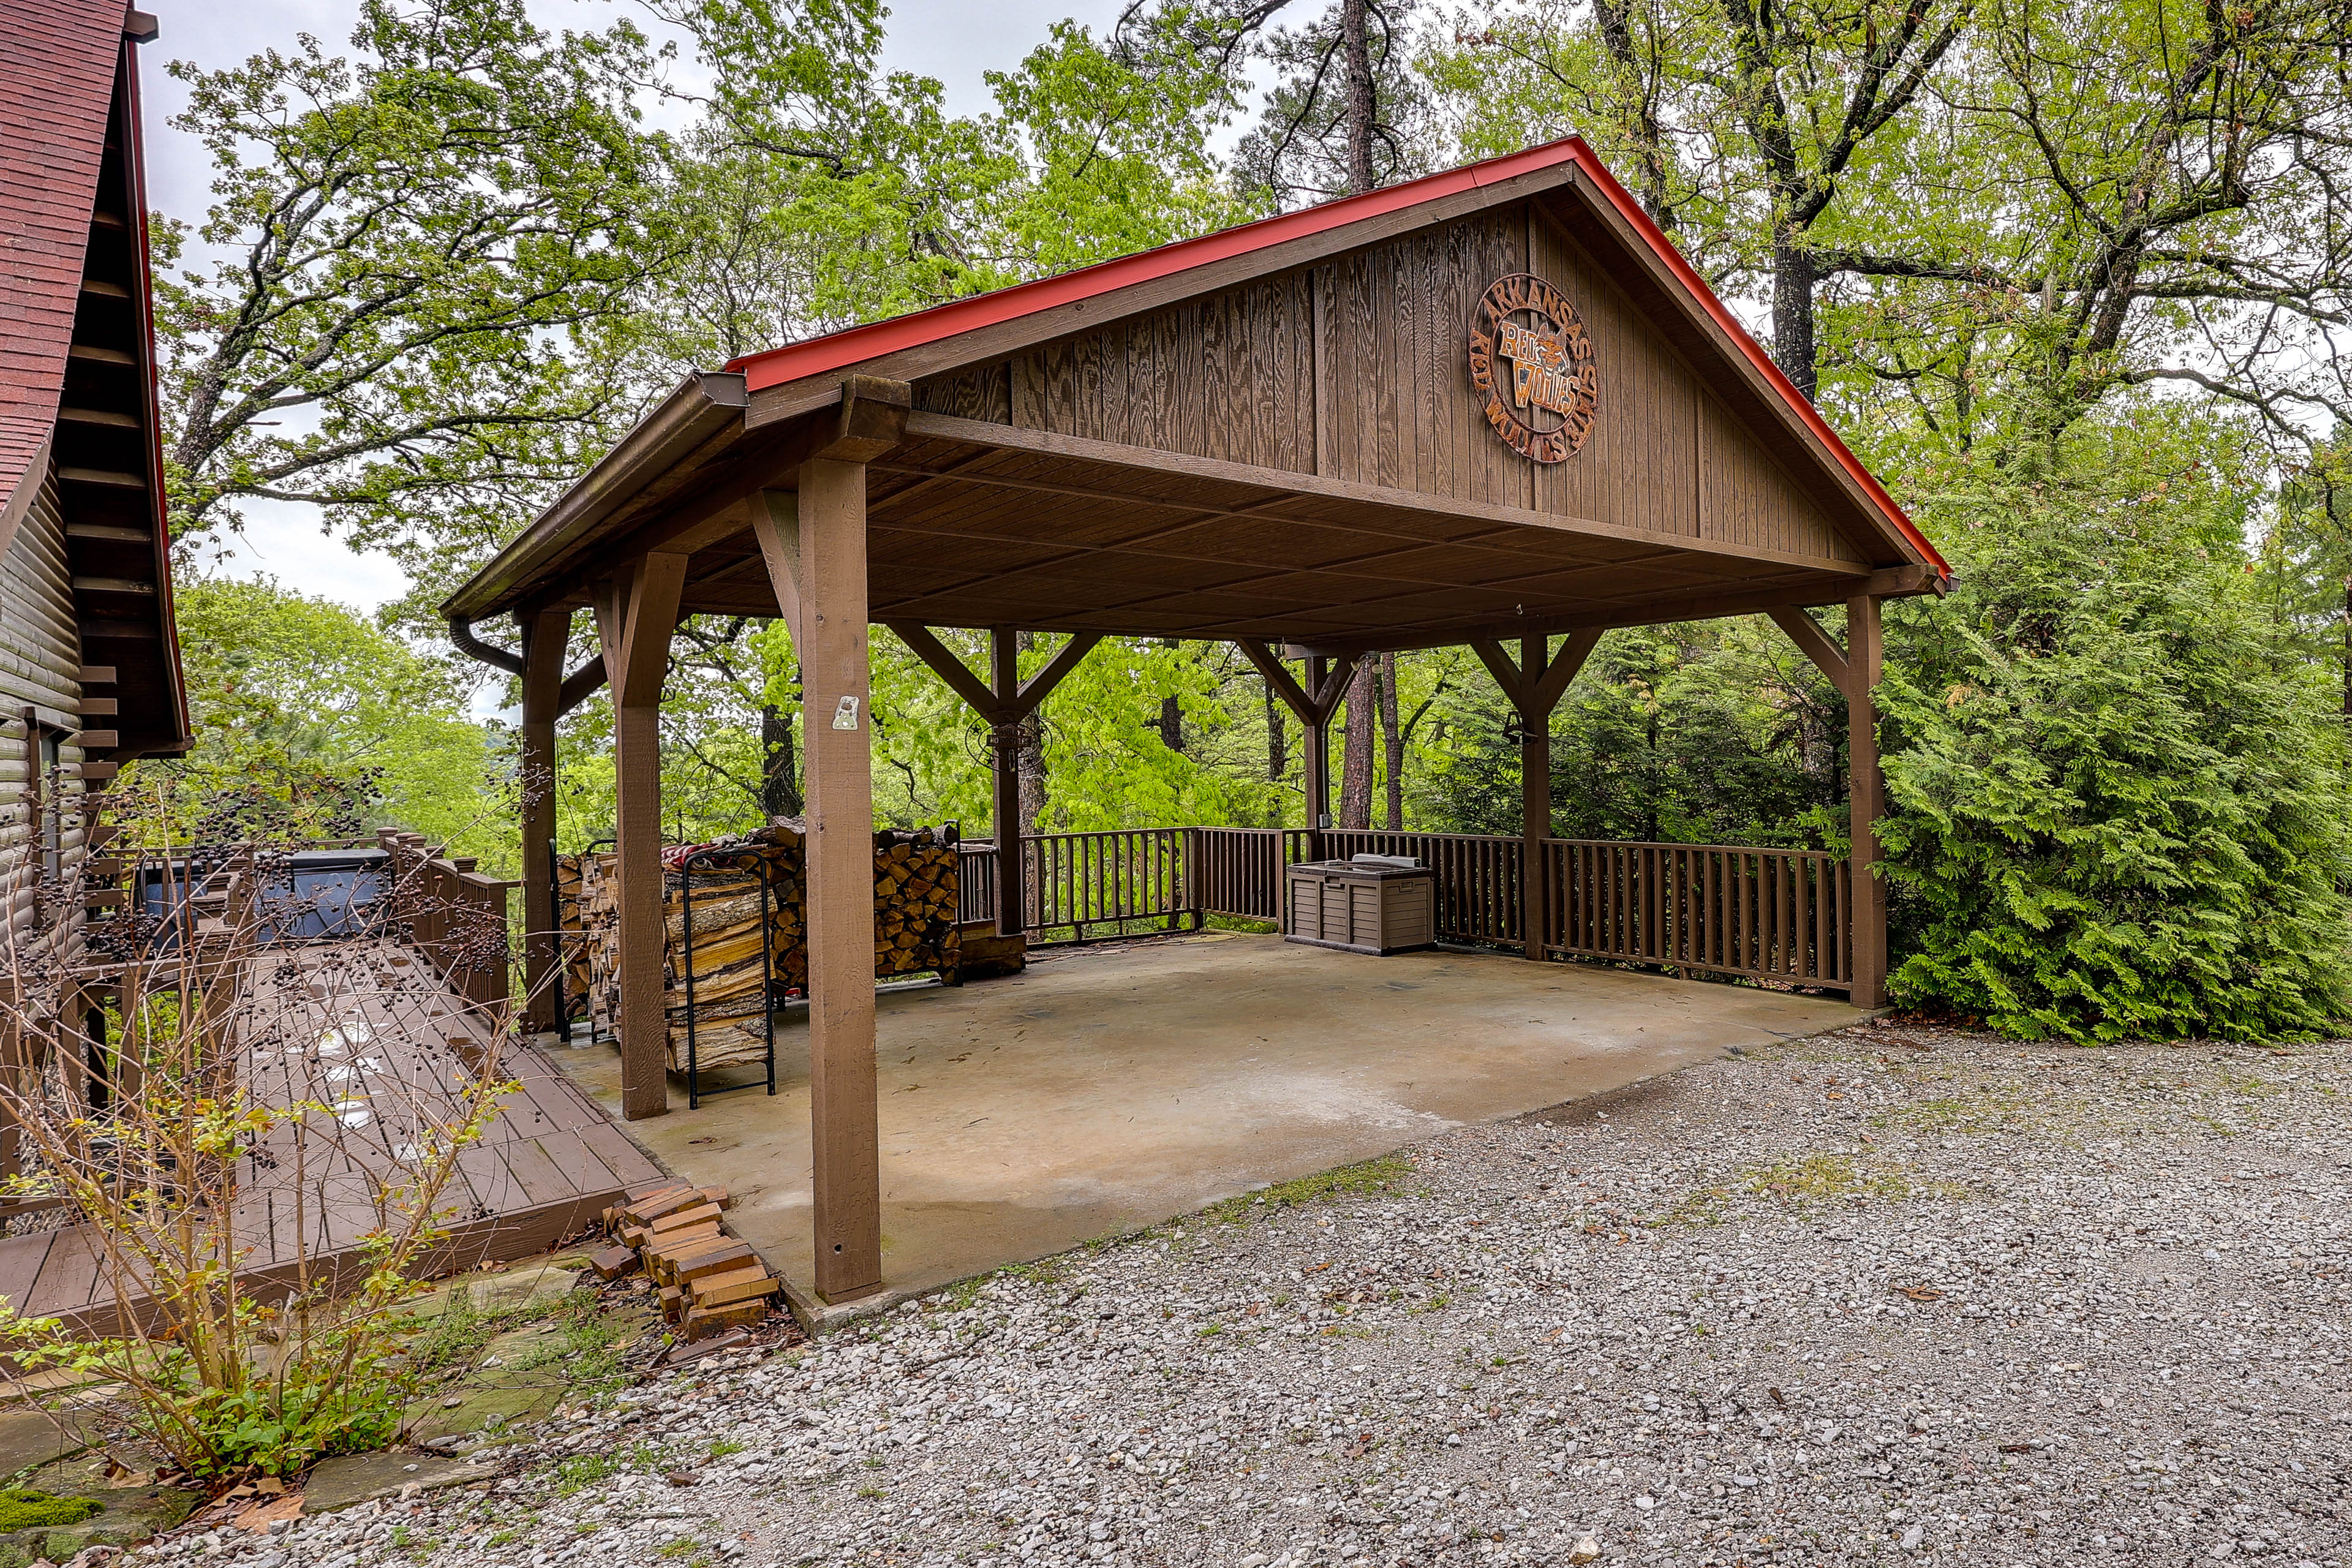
[1303,655,1333,835]
[592,552,687,1121]
[1234,638,1316,725]
[774,460,883,1302]
[518,608,570,1034]
[1469,638,1524,703]
[897,411,1883,582]
[890,622,1006,722]
[1308,652,1359,723]
[1272,565,1941,660]
[752,488,805,647]
[555,654,606,717]
[1845,597,1887,1008]
[1513,635,1544,960]
[1528,627,1603,716]
[989,629,1025,938]
[529,380,914,623]
[1766,605,1850,688]
[1014,632,1104,715]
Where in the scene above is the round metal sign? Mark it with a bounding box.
[1468,273,1599,464]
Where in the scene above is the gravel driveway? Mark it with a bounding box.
[159,1019,2351,1568]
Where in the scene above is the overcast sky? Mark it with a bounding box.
[148,0,1126,611]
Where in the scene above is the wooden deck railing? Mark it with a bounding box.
[1541,840,1848,986]
[1025,827,1193,937]
[377,831,517,1011]
[956,842,999,927]
[1188,827,1310,921]
[944,824,1853,992]
[1321,829,1525,947]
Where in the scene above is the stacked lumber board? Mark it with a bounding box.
[568,821,963,1074]
[587,1178,783,1341]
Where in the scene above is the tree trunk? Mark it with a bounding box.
[1341,0,1374,195]
[2342,575,2350,721]
[1379,652,1403,829]
[1773,222,1820,400]
[761,701,802,817]
[1338,660,1375,829]
[1264,676,1287,780]
[1016,630,1049,831]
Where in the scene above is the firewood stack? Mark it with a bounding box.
[573,851,621,1038]
[872,828,962,981]
[554,853,599,1022]
[660,837,804,1072]
[569,821,963,1076]
[586,1178,782,1340]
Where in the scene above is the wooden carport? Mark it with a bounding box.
[443,136,1948,1305]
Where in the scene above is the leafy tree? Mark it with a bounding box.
[132,578,509,865]
[156,0,666,556]
[1427,0,1970,396]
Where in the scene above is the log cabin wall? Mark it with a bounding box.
[913,198,1865,569]
[0,466,85,953]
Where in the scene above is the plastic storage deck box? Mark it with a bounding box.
[1284,855,1436,955]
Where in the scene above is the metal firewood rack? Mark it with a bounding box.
[678,842,781,1110]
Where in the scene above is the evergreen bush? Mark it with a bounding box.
[1878,477,2351,1041]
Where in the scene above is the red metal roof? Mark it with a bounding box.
[0,0,128,507]
[727,135,1945,576]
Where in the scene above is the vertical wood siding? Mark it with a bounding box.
[909,198,1867,565]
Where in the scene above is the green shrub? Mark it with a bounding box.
[1879,473,2351,1042]
[0,1492,102,1531]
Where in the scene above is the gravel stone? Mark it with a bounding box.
[163,1022,2352,1566]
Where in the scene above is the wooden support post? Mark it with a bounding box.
[1766,600,1886,1005]
[774,461,883,1300]
[517,607,570,1035]
[891,620,1102,944]
[1235,640,1357,850]
[593,552,687,1121]
[1304,656,1330,842]
[989,628,1025,939]
[1845,595,1887,1007]
[750,379,909,1303]
[1472,630,1600,962]
[1519,635,1550,960]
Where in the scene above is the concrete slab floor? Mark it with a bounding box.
[546,932,1861,1316]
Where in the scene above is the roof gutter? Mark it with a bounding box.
[447,614,524,675]
[440,370,748,622]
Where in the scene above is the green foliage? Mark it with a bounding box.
[158,0,664,550]
[1878,447,2351,1041]
[0,1493,102,1531]
[1207,1155,1414,1223]
[1424,625,1836,847]
[129,578,513,870]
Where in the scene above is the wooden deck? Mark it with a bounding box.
[0,941,662,1336]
